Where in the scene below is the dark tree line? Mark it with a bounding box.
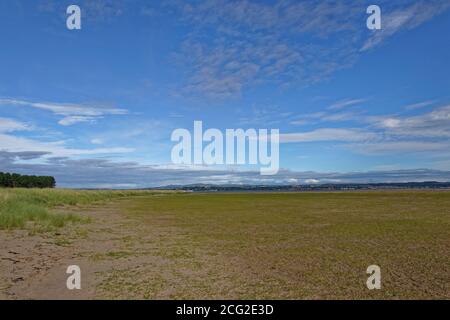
[0,172,56,188]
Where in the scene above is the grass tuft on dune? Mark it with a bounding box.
[0,188,159,231]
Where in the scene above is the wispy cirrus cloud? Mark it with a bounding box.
[327,98,367,110]
[0,133,133,157]
[373,104,450,138]
[0,98,128,126]
[282,101,450,156]
[166,0,450,100]
[403,100,436,110]
[0,111,133,158]
[361,0,450,51]
[280,128,378,143]
[168,0,363,99]
[38,0,125,21]
[0,118,31,133]
[290,110,363,126]
[347,141,450,155]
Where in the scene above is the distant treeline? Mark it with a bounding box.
[0,172,56,188]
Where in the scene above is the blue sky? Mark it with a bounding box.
[1,0,450,188]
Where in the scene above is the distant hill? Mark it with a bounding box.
[152,181,450,192]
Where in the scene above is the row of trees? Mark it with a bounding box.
[0,172,56,188]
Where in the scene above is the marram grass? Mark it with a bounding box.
[0,188,158,231]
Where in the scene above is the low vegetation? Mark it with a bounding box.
[101,191,450,299]
[1,190,449,298]
[0,188,157,231]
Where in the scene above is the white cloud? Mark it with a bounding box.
[4,150,450,187]
[0,118,30,133]
[90,138,104,145]
[373,105,450,137]
[169,0,363,99]
[0,98,128,126]
[403,100,436,110]
[59,116,98,126]
[328,98,366,110]
[280,128,378,143]
[290,110,362,126]
[0,133,133,157]
[283,103,450,155]
[380,118,401,128]
[348,141,448,155]
[169,0,450,99]
[361,1,450,51]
